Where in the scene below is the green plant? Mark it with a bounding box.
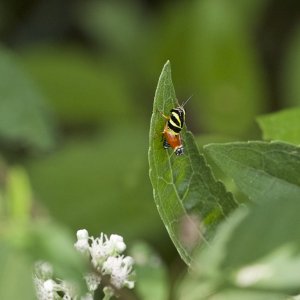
[149,62,300,300]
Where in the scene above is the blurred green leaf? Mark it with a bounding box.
[257,107,300,145]
[148,61,237,265]
[6,166,32,222]
[179,191,300,298]
[0,46,56,152]
[131,242,169,300]
[26,125,163,243]
[0,243,35,300]
[21,46,135,125]
[0,218,86,298]
[205,141,300,203]
[28,222,87,288]
[195,135,248,204]
[1,221,87,296]
[282,25,300,107]
[178,278,286,300]
[200,290,286,300]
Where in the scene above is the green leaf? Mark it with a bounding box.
[26,126,164,243]
[131,242,169,300]
[148,61,237,265]
[178,192,300,298]
[257,107,300,145]
[205,141,300,203]
[0,46,56,152]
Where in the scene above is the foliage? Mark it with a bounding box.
[1,0,300,299]
[149,62,300,299]
[148,61,237,265]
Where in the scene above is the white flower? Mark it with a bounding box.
[102,255,134,289]
[106,234,126,255]
[60,280,78,299]
[34,277,44,300]
[102,256,120,275]
[124,280,135,289]
[43,279,56,293]
[74,229,90,253]
[89,233,108,269]
[122,256,134,267]
[34,274,58,300]
[35,261,53,280]
[34,229,135,300]
[77,229,89,240]
[84,272,101,292]
[88,233,127,269]
[34,261,58,300]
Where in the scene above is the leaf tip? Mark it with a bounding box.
[163,60,171,71]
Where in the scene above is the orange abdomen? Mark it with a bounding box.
[163,130,182,150]
[163,124,183,152]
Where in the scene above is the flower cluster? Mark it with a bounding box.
[34,230,135,300]
[34,261,80,300]
[74,229,135,291]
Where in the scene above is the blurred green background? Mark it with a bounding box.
[1,0,300,298]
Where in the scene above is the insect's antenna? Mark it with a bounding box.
[168,149,176,159]
[181,94,193,108]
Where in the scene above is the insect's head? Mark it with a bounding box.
[175,146,184,156]
[171,95,193,116]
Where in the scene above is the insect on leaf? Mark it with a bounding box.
[148,61,237,265]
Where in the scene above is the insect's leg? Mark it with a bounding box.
[162,138,170,149]
[168,148,177,159]
[156,108,169,120]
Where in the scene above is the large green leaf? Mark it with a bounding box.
[148,61,237,265]
[205,141,300,203]
[257,107,300,145]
